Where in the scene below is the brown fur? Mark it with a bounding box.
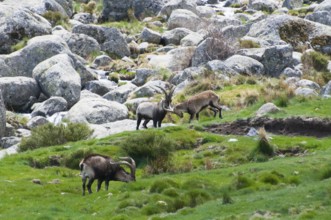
[174,90,223,123]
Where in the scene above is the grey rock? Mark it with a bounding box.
[167,9,202,31]
[27,116,49,129]
[158,0,197,19]
[180,32,204,46]
[0,136,20,149]
[139,27,162,44]
[224,55,265,75]
[0,35,70,77]
[282,0,303,9]
[72,13,97,24]
[280,67,302,78]
[321,80,331,98]
[132,68,158,86]
[131,80,170,98]
[99,0,134,21]
[31,96,68,117]
[237,48,266,62]
[305,0,331,26]
[161,28,193,45]
[210,16,242,29]
[72,24,130,58]
[53,29,101,59]
[133,0,167,20]
[261,44,293,77]
[256,102,280,116]
[103,82,137,103]
[295,87,318,97]
[148,46,196,71]
[124,97,151,113]
[0,5,52,53]
[84,80,117,96]
[248,0,280,13]
[32,54,81,107]
[296,79,320,90]
[205,60,238,76]
[0,77,40,112]
[91,55,112,68]
[65,97,129,124]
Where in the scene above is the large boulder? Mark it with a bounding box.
[0,35,70,77]
[224,55,265,75]
[131,68,158,86]
[65,97,129,124]
[148,46,196,71]
[305,0,331,26]
[103,82,137,104]
[72,24,130,58]
[282,0,303,9]
[134,0,167,20]
[53,28,101,59]
[83,80,117,96]
[161,28,193,45]
[158,0,197,19]
[0,5,52,54]
[0,77,40,112]
[248,0,280,13]
[32,54,81,107]
[0,90,5,138]
[99,0,134,22]
[261,45,293,77]
[139,27,162,44]
[256,102,280,116]
[247,15,331,47]
[167,9,202,31]
[0,35,96,83]
[31,96,68,117]
[180,32,204,46]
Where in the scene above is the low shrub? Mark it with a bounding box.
[150,178,179,193]
[62,148,94,169]
[184,189,211,207]
[249,128,275,161]
[121,130,176,174]
[42,11,68,26]
[239,40,260,48]
[20,122,93,151]
[234,175,255,189]
[302,51,329,72]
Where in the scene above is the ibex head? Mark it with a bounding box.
[154,85,175,111]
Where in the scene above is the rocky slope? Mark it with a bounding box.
[0,0,331,152]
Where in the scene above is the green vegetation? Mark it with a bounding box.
[10,37,29,52]
[302,51,329,72]
[20,122,93,151]
[2,126,331,219]
[42,11,69,27]
[239,39,260,48]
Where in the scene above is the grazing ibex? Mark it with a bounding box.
[136,86,175,130]
[172,90,223,123]
[79,154,136,195]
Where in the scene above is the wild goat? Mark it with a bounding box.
[171,90,223,123]
[79,154,136,195]
[136,86,175,130]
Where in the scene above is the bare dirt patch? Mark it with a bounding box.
[205,117,331,138]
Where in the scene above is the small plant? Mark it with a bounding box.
[109,73,119,83]
[321,164,331,180]
[11,37,29,52]
[239,40,260,48]
[302,51,329,72]
[275,94,289,107]
[42,11,68,26]
[249,128,275,161]
[20,122,93,151]
[82,1,96,14]
[235,175,255,189]
[222,191,233,204]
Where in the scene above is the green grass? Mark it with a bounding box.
[1,125,331,219]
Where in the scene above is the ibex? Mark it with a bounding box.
[79,154,136,195]
[171,90,223,123]
[136,86,175,130]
